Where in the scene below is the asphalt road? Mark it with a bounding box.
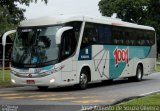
[0,72,160,111]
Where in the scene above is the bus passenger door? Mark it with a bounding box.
[60,30,77,84]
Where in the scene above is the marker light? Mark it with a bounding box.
[11,79,16,83]
[50,79,55,83]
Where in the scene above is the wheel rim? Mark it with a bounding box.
[137,68,142,80]
[80,73,87,88]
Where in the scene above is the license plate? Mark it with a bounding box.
[26,80,35,84]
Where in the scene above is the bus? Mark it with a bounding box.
[10,15,156,90]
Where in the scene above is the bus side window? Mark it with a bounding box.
[81,23,98,48]
[61,30,76,60]
[98,25,111,44]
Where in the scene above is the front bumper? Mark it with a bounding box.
[11,72,61,87]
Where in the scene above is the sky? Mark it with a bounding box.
[18,0,101,19]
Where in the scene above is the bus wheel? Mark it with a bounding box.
[135,65,143,82]
[37,86,48,91]
[78,69,88,90]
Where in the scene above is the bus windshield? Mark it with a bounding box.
[12,25,62,68]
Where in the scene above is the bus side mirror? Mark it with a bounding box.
[55,27,73,44]
[2,30,16,46]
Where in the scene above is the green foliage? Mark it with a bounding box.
[156,64,160,72]
[99,0,160,40]
[0,70,11,87]
[0,0,48,36]
[0,6,16,36]
[96,93,160,111]
[120,93,160,105]
[99,0,148,22]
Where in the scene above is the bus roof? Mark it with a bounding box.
[20,15,155,31]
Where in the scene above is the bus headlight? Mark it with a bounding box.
[11,79,16,83]
[50,79,55,83]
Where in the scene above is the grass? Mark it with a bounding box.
[96,93,160,111]
[114,93,160,111]
[119,93,160,105]
[157,55,160,62]
[156,64,160,72]
[0,70,11,87]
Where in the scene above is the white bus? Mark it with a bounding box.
[10,15,156,90]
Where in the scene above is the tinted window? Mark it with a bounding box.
[98,25,112,44]
[81,23,155,47]
[81,23,98,48]
[81,22,112,48]
[112,26,155,46]
[61,21,82,60]
[112,26,125,45]
[61,30,76,60]
[65,22,82,42]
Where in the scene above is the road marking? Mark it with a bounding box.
[37,97,76,101]
[72,99,115,104]
[36,95,101,101]
[81,96,100,99]
[5,96,27,99]
[0,91,103,102]
[0,91,11,94]
[0,93,19,96]
[28,94,57,98]
[0,92,38,95]
[140,90,160,96]
[0,93,52,98]
[19,92,39,95]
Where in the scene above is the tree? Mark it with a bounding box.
[99,0,149,23]
[98,0,160,40]
[0,0,47,36]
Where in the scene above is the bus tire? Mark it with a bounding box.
[78,69,88,90]
[37,86,48,90]
[134,65,143,82]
